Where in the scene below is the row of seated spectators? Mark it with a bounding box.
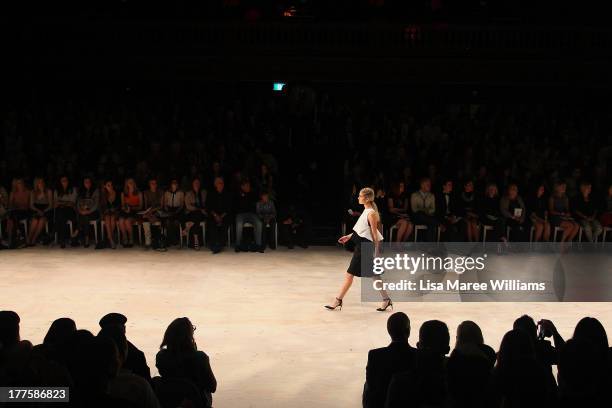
[0,311,215,408]
[3,309,610,408]
[345,177,612,244]
[0,173,311,253]
[363,312,612,408]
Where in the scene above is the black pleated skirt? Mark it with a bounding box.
[347,234,375,277]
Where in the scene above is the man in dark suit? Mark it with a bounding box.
[363,312,417,408]
[436,178,464,241]
[385,320,451,408]
[207,176,233,253]
[99,313,151,383]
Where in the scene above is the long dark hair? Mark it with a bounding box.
[573,317,609,358]
[56,175,73,196]
[79,177,96,199]
[495,329,535,370]
[160,317,197,354]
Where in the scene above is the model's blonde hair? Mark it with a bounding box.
[360,187,380,221]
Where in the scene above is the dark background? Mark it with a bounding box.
[2,0,611,241]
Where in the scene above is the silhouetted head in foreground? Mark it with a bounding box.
[418,320,450,356]
[387,312,411,343]
[572,317,609,357]
[0,311,20,350]
[160,317,197,353]
[43,318,76,348]
[513,314,537,341]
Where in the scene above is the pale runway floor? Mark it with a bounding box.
[1,247,611,407]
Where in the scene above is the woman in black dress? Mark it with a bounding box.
[527,184,550,242]
[479,182,506,244]
[325,187,392,312]
[457,180,480,242]
[387,181,413,243]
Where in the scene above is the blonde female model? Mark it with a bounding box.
[325,187,392,311]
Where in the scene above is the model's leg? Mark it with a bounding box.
[335,272,354,300]
[372,275,393,310]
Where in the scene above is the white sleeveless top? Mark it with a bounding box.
[352,208,384,241]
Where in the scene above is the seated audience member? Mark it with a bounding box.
[99,313,151,382]
[385,320,450,408]
[500,183,528,242]
[491,329,558,408]
[162,178,185,247]
[206,176,232,253]
[40,317,76,364]
[53,175,78,248]
[448,321,495,408]
[549,181,580,243]
[436,178,464,242]
[363,312,416,408]
[156,317,217,407]
[234,179,263,252]
[599,183,612,231]
[479,182,506,244]
[0,311,34,386]
[256,190,277,249]
[571,317,610,366]
[28,177,53,246]
[100,180,121,249]
[558,338,606,406]
[513,315,563,375]
[7,178,30,248]
[184,176,207,250]
[27,318,75,387]
[118,178,143,248]
[256,163,275,200]
[0,310,24,359]
[387,181,413,242]
[280,203,309,249]
[410,177,440,242]
[528,183,551,242]
[99,325,161,408]
[0,184,7,247]
[77,176,100,248]
[454,320,496,366]
[573,181,602,242]
[344,182,362,234]
[142,177,165,250]
[457,180,479,242]
[65,330,134,407]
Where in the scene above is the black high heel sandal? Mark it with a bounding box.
[376,298,393,312]
[324,297,343,310]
